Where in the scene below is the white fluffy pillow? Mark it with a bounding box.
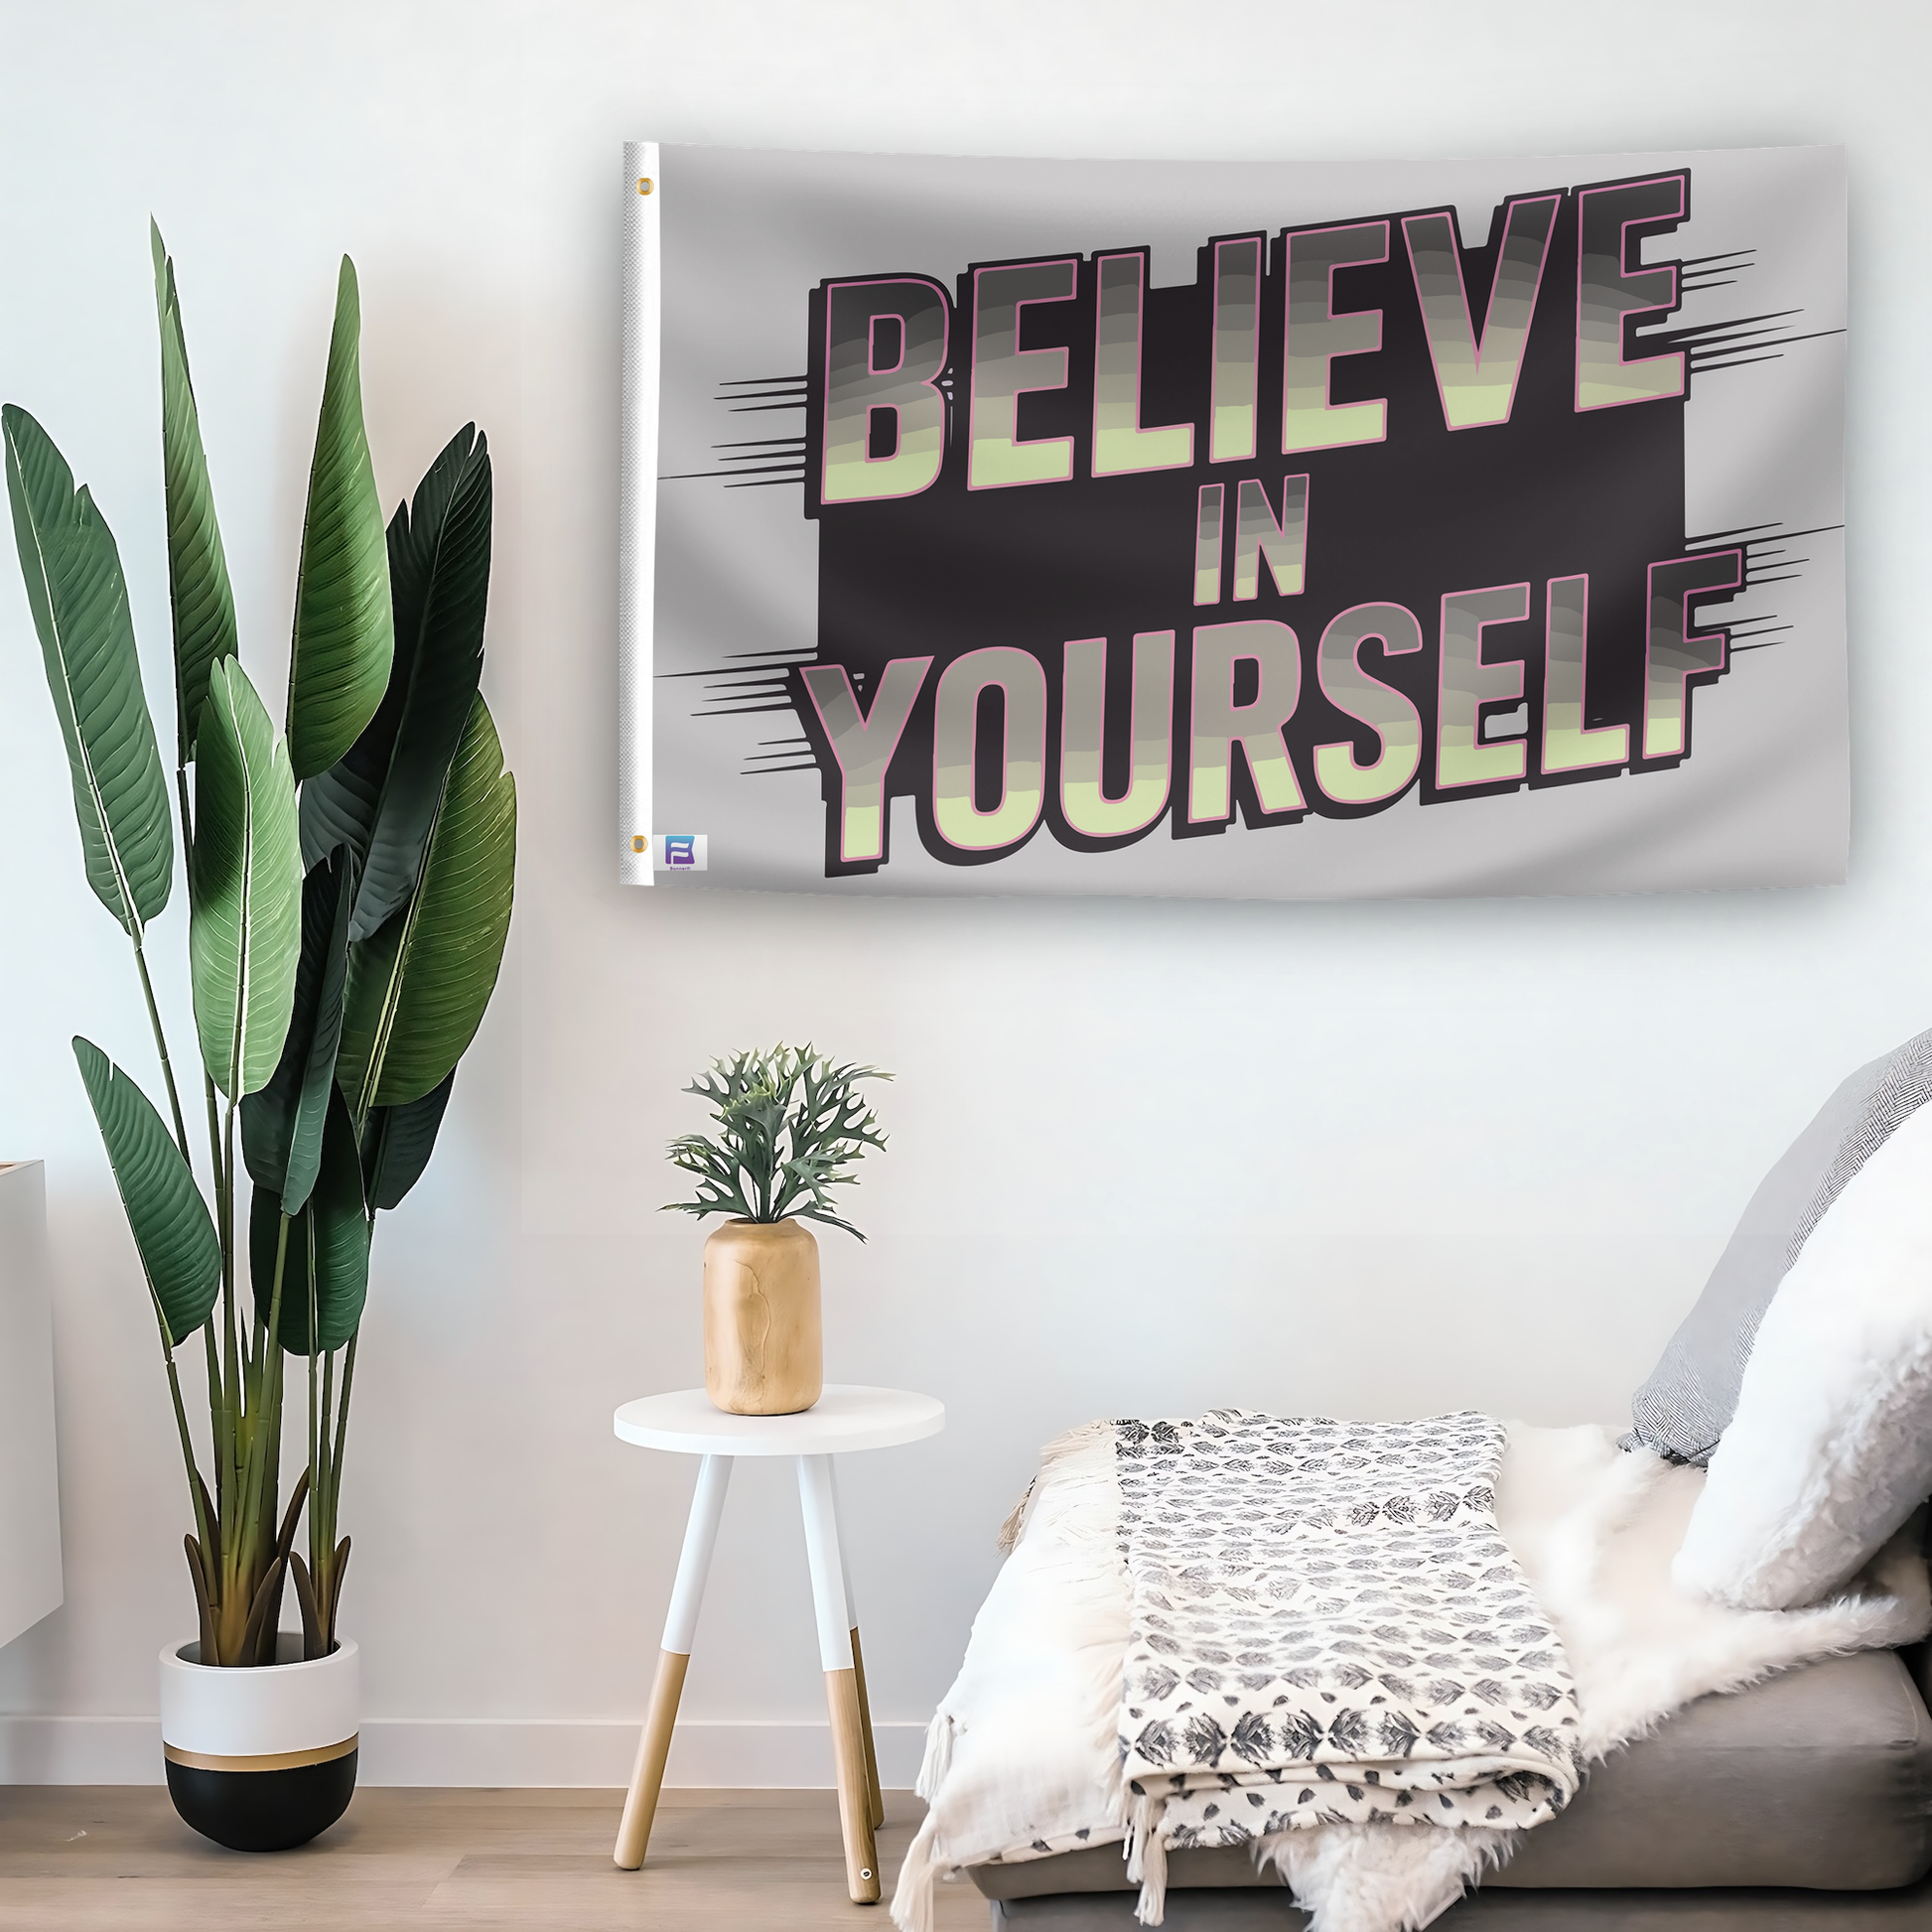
[1673,1098,1932,1609]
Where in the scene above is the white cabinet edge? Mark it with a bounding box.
[0,1162,63,1649]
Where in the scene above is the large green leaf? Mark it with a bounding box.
[241,847,354,1213]
[296,741,380,879]
[190,657,303,1098]
[3,405,173,936]
[287,257,392,780]
[360,1069,455,1211]
[339,694,515,1113]
[73,1036,219,1347]
[150,223,237,763]
[301,425,490,940]
[250,1086,369,1355]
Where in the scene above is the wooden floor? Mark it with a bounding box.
[0,1787,991,1930]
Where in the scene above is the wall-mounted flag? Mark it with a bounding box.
[620,142,1845,900]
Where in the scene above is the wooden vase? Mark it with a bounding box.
[702,1218,823,1415]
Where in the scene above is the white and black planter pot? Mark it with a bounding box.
[159,1635,358,1852]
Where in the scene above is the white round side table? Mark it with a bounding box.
[610,1384,944,1902]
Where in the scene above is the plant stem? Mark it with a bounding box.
[307,1310,320,1553]
[136,759,217,1587]
[332,1333,356,1499]
[140,1263,213,1585]
[218,1096,240,1565]
[202,1075,224,1224]
[202,1317,225,1521]
[323,1334,357,1649]
[313,1343,336,1590]
[131,939,191,1165]
[252,1212,290,1528]
[163,1350,212,1563]
[199,1072,232,1541]
[220,1096,238,1431]
[219,1212,288,1665]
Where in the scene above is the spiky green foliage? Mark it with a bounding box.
[190,658,304,1100]
[250,1087,369,1356]
[359,1071,455,1211]
[72,1037,219,1346]
[288,259,392,779]
[3,404,174,938]
[301,424,490,937]
[152,222,238,762]
[337,693,516,1114]
[665,1044,891,1240]
[241,847,355,1215]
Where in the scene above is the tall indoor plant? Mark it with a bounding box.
[5,225,515,1847]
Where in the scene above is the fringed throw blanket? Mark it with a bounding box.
[895,1416,1928,1932]
[1113,1412,1583,1914]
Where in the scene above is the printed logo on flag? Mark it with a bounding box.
[651,833,708,872]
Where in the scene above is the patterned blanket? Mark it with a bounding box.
[1115,1411,1584,1899]
[894,1418,1927,1932]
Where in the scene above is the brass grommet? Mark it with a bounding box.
[630,834,647,853]
[637,177,653,196]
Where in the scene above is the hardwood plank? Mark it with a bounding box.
[0,1787,987,1930]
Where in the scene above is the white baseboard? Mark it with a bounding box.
[0,1715,930,1788]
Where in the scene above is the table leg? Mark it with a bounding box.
[797,1453,881,1904]
[829,1459,885,1830]
[614,1453,733,1870]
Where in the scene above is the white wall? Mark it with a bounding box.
[1,0,1928,1785]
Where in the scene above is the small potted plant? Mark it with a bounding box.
[5,227,514,1851]
[665,1045,889,1415]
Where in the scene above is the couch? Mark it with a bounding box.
[968,1647,1932,1927]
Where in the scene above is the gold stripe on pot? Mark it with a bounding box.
[163,1734,358,1774]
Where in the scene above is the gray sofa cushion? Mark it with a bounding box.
[990,1873,1932,1927]
[1496,1649,1932,1890]
[970,1651,1932,1901]
[1625,1029,1932,1465]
